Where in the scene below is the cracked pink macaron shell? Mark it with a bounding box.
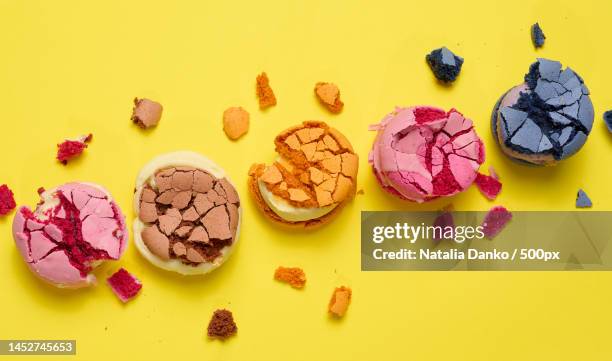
[369,106,485,202]
[12,182,128,288]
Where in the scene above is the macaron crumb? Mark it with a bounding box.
[328,286,352,318]
[207,309,237,340]
[0,184,16,216]
[356,189,364,195]
[488,166,499,181]
[223,107,250,140]
[474,171,502,200]
[576,189,592,208]
[256,72,277,109]
[315,82,344,113]
[107,268,142,303]
[131,98,163,129]
[481,206,512,239]
[531,23,546,48]
[56,133,92,165]
[274,266,306,289]
[433,210,454,242]
[425,47,464,83]
[603,110,612,133]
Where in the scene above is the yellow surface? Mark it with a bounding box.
[1,0,611,360]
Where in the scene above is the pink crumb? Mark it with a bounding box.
[107,268,142,303]
[56,134,93,165]
[488,166,499,180]
[433,211,454,242]
[0,184,16,216]
[474,172,502,200]
[481,206,512,239]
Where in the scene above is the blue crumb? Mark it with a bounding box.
[425,47,464,83]
[576,189,593,208]
[604,110,612,133]
[531,23,546,48]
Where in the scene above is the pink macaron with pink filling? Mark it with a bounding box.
[12,182,128,288]
[369,106,485,202]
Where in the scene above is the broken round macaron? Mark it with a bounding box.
[133,151,241,275]
[491,59,594,166]
[12,182,128,288]
[248,121,358,228]
[369,106,485,202]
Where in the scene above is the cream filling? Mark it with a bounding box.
[257,179,336,222]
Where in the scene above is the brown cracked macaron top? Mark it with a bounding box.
[137,164,240,268]
[248,121,358,227]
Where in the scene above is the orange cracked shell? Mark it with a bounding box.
[248,121,358,228]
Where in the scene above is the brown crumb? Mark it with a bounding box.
[274,266,306,289]
[356,189,364,195]
[223,107,250,140]
[315,82,344,113]
[328,286,351,317]
[131,98,163,129]
[256,72,277,109]
[207,309,237,339]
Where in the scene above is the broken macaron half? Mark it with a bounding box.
[491,58,594,166]
[133,151,241,275]
[248,121,358,228]
[369,106,485,202]
[12,182,128,288]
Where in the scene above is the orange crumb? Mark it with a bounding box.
[256,72,277,109]
[315,82,344,113]
[328,286,351,317]
[223,107,249,140]
[274,266,306,289]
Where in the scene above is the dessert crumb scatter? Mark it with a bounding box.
[531,23,546,48]
[481,206,512,239]
[315,82,344,113]
[328,286,352,317]
[131,98,163,129]
[0,184,16,216]
[274,266,306,289]
[576,189,592,208]
[56,134,92,165]
[425,47,464,83]
[474,171,502,200]
[207,309,237,340]
[256,72,277,109]
[107,268,142,303]
[223,107,250,140]
[603,111,612,133]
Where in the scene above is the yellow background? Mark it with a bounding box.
[1,0,611,360]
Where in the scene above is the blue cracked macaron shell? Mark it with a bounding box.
[491,58,593,166]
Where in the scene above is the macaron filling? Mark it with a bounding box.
[369,106,485,202]
[12,183,127,287]
[257,178,337,222]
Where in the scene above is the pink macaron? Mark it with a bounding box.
[369,106,485,202]
[12,182,128,288]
